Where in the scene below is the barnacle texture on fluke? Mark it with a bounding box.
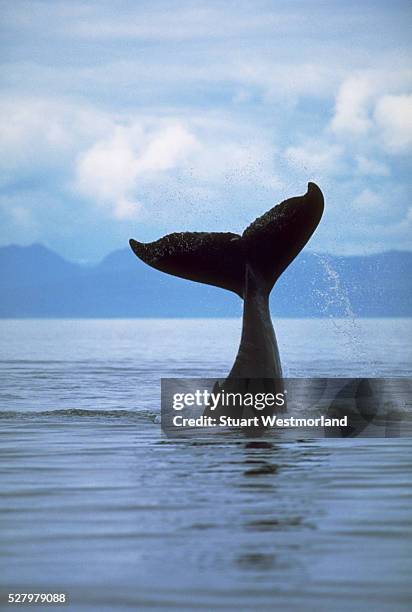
[130,231,244,295]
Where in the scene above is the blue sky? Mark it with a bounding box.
[0,0,411,262]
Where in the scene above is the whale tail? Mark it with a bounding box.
[129,182,324,298]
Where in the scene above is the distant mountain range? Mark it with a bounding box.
[0,244,411,317]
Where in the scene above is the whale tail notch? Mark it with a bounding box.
[129,182,324,298]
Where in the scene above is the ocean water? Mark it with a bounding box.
[0,318,411,611]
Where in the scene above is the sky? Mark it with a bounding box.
[0,0,411,262]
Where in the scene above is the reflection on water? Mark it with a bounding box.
[0,319,411,610]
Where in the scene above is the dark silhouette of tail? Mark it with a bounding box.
[129,182,324,298]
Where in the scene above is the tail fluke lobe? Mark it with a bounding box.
[242,182,324,292]
[129,183,324,297]
[129,231,245,296]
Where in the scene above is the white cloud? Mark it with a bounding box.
[0,92,282,224]
[74,122,199,219]
[0,97,111,179]
[9,202,37,230]
[355,155,390,177]
[329,71,412,158]
[234,61,338,103]
[350,187,402,224]
[0,193,40,239]
[374,94,412,153]
[330,75,375,136]
[353,188,384,211]
[75,127,142,219]
[70,6,290,41]
[284,140,344,175]
[137,124,198,175]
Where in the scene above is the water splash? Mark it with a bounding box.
[312,253,372,372]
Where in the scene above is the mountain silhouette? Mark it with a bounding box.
[0,244,410,317]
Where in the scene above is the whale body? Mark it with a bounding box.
[130,182,324,425]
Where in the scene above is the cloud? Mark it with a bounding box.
[232,61,339,103]
[329,71,412,156]
[137,124,198,174]
[355,155,390,177]
[0,92,280,226]
[284,140,344,176]
[75,127,143,219]
[6,3,409,110]
[3,1,389,45]
[74,122,199,219]
[330,75,375,136]
[374,94,412,153]
[352,188,384,211]
[0,97,111,183]
[69,5,295,41]
[0,193,41,241]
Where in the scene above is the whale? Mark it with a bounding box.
[130,182,324,426]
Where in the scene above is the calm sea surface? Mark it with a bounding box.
[1,319,411,611]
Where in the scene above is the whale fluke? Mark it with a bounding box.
[130,182,325,428]
[130,182,324,298]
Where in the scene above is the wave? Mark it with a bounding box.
[0,407,159,421]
